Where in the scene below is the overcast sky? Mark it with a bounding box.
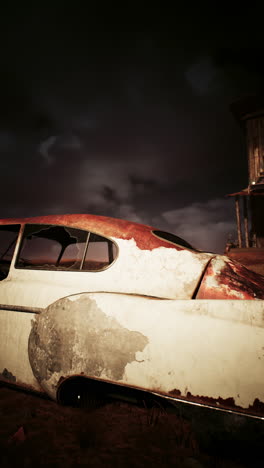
[0,5,263,252]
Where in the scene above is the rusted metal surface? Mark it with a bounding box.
[0,214,181,251]
[196,255,264,299]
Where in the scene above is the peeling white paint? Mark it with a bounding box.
[2,292,263,412]
[0,237,212,314]
[111,238,212,299]
[87,293,264,410]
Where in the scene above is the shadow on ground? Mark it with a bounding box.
[0,384,263,467]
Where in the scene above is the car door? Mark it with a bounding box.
[0,223,40,389]
[0,222,118,391]
[2,223,118,309]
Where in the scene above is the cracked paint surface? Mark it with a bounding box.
[110,238,212,299]
[28,295,148,399]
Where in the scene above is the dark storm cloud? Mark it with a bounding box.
[159,198,236,253]
[0,4,263,252]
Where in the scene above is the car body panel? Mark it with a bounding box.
[0,213,264,417]
[1,293,264,417]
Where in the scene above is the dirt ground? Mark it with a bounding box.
[0,384,263,468]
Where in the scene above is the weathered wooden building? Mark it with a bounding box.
[227,96,264,274]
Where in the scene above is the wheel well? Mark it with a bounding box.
[56,376,107,407]
[56,375,170,409]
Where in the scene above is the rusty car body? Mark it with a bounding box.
[0,214,264,417]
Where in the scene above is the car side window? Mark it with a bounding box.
[16,224,117,272]
[16,224,88,270]
[83,233,118,271]
[0,224,20,280]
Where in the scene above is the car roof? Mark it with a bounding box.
[0,213,183,251]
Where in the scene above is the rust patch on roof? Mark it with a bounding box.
[0,213,183,251]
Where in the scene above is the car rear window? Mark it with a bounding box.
[152,230,198,251]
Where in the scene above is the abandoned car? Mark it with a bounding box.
[0,214,264,417]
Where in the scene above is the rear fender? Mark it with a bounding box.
[195,256,264,300]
